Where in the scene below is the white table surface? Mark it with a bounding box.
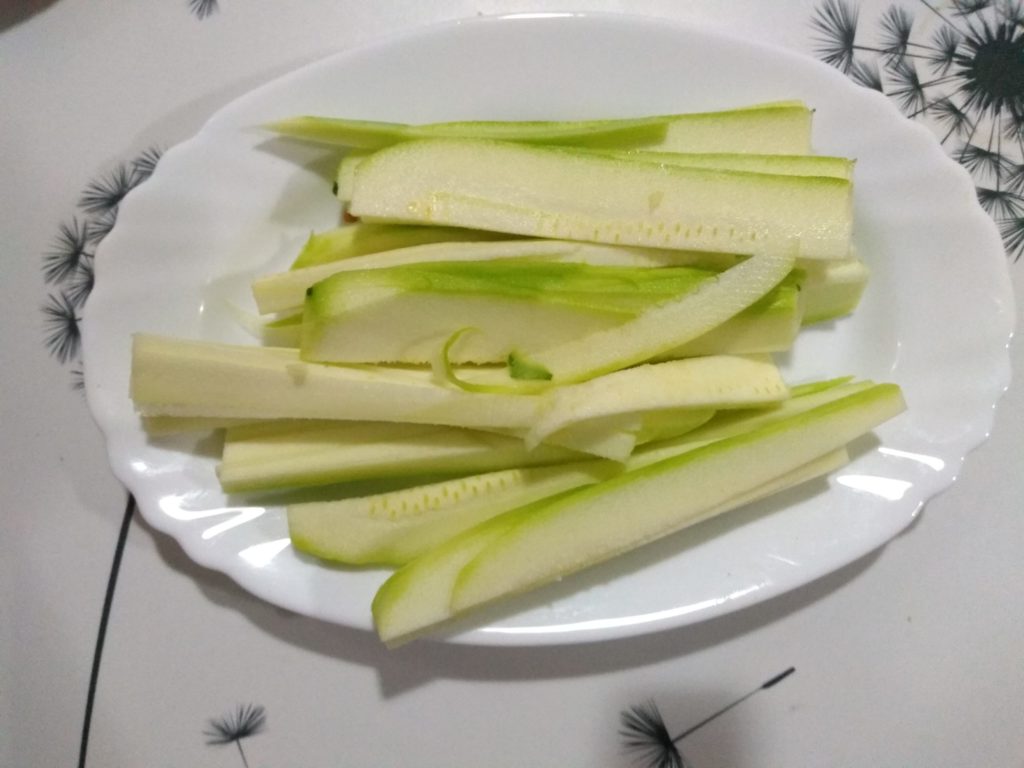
[3,2,1021,766]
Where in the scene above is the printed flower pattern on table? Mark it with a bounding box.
[811,0,1024,260]
[189,0,219,19]
[41,149,161,385]
[205,704,267,768]
[619,668,795,768]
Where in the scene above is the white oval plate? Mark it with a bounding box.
[82,13,1014,646]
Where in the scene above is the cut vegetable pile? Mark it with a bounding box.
[130,101,902,646]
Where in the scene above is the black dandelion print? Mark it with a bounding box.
[811,0,861,72]
[78,164,136,215]
[932,95,975,142]
[928,25,962,74]
[878,5,915,61]
[621,700,690,768]
[620,668,795,768]
[86,208,118,244]
[40,147,162,385]
[188,0,219,19]
[954,0,993,15]
[204,704,266,768]
[42,292,81,364]
[959,140,1011,176]
[43,218,92,284]
[65,257,95,309]
[1007,161,1024,193]
[811,0,1024,260]
[131,146,163,183]
[850,58,885,91]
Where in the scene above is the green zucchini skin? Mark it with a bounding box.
[372,383,904,645]
[299,260,800,365]
[267,101,812,153]
[290,222,515,270]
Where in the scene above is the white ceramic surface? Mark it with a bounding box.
[81,13,1014,646]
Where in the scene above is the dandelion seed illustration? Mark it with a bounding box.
[888,57,928,114]
[43,218,92,284]
[1003,0,1024,26]
[878,5,915,60]
[810,0,1024,260]
[977,185,1024,216]
[78,164,135,215]
[932,96,975,142]
[811,0,861,72]
[1000,214,1024,252]
[850,58,884,91]
[960,142,1012,176]
[204,704,266,768]
[927,26,962,73]
[87,209,118,244]
[131,146,163,185]
[1005,162,1024,193]
[42,146,163,384]
[42,292,81,363]
[189,0,219,19]
[953,0,993,16]
[65,258,95,309]
[620,700,690,768]
[955,15,1024,120]
[620,668,795,768]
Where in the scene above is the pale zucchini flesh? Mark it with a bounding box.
[256,239,744,317]
[256,240,588,315]
[633,407,716,444]
[218,356,787,491]
[301,290,633,366]
[141,415,256,435]
[450,384,904,615]
[524,355,788,450]
[603,103,812,154]
[631,379,877,467]
[335,147,851,205]
[371,383,904,644]
[798,254,870,324]
[595,149,854,179]
[258,241,857,335]
[130,334,544,430]
[372,437,853,646]
[290,221,517,270]
[371,510,524,645]
[299,260,799,365]
[522,413,641,462]
[348,139,852,260]
[510,249,796,384]
[289,462,617,567]
[218,420,582,494]
[291,378,868,573]
[132,336,779,436]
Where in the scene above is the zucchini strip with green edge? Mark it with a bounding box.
[288,377,867,569]
[334,149,853,204]
[347,138,851,259]
[510,248,796,384]
[265,101,812,153]
[372,383,904,645]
